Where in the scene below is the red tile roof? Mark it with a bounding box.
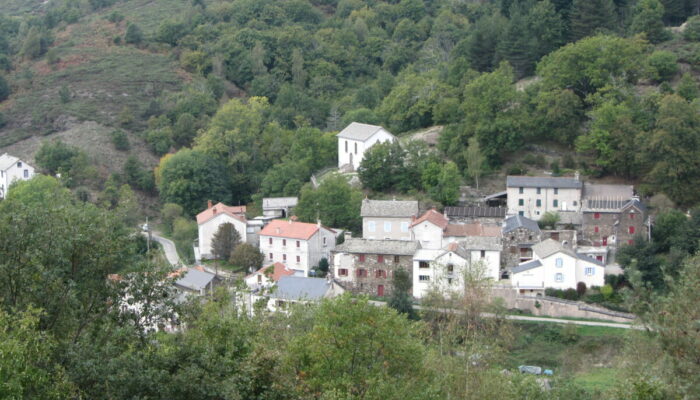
[259,219,328,240]
[196,202,247,225]
[246,262,294,282]
[444,223,501,237]
[410,209,449,229]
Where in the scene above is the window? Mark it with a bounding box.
[354,142,357,154]
[419,261,429,269]
[629,226,635,234]
[536,199,541,207]
[23,170,28,178]
[282,254,287,261]
[357,268,367,277]
[536,187,541,194]
[528,235,532,240]
[518,199,524,206]
[419,275,430,282]
[553,199,558,207]
[394,255,399,264]
[401,222,409,232]
[368,221,376,232]
[338,268,348,276]
[257,275,262,283]
[375,269,385,278]
[519,187,523,194]
[555,258,563,267]
[594,226,599,233]
[282,239,286,246]
[480,250,486,258]
[16,162,21,167]
[447,264,454,274]
[345,140,348,153]
[383,221,391,232]
[630,213,635,219]
[323,237,327,246]
[585,267,595,276]
[377,255,384,263]
[296,256,300,263]
[555,273,563,282]
[447,278,453,284]
[269,238,272,245]
[594,213,600,219]
[519,211,524,216]
[573,201,578,206]
[269,253,273,260]
[296,240,300,248]
[358,254,366,262]
[554,188,558,195]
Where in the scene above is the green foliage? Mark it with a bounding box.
[35,140,95,187]
[172,216,197,244]
[124,23,143,45]
[211,222,241,261]
[229,242,264,272]
[358,141,406,192]
[295,174,363,232]
[600,284,614,299]
[160,202,183,234]
[569,0,617,41]
[123,155,154,192]
[465,136,485,189]
[428,160,461,206]
[683,15,700,41]
[110,129,130,151]
[676,72,699,101]
[58,84,70,103]
[157,149,232,216]
[539,212,561,229]
[388,268,416,318]
[0,74,10,101]
[647,50,678,82]
[528,88,585,145]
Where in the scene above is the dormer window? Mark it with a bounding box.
[17,161,22,167]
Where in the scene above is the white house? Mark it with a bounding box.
[511,239,605,294]
[506,175,583,221]
[244,262,296,292]
[460,236,502,281]
[336,122,396,171]
[259,218,336,277]
[412,243,470,299]
[361,198,419,240]
[410,209,449,249]
[262,197,298,218]
[0,153,35,199]
[196,201,248,260]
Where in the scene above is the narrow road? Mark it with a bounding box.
[146,232,182,267]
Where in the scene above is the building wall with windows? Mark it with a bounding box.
[259,222,336,277]
[506,186,582,221]
[362,216,413,240]
[412,249,469,299]
[333,251,413,297]
[337,128,395,170]
[511,251,604,292]
[0,155,35,199]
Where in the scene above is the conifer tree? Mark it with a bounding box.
[631,0,667,43]
[497,7,535,78]
[570,0,617,41]
[212,222,241,261]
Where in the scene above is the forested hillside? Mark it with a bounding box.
[0,0,699,218]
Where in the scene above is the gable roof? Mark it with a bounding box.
[460,236,502,251]
[174,268,216,291]
[273,276,333,301]
[507,175,582,189]
[334,238,420,256]
[512,259,543,274]
[621,198,646,213]
[360,199,419,218]
[246,262,294,282]
[414,242,469,262]
[411,209,449,229]
[444,223,501,238]
[444,206,506,219]
[583,183,634,199]
[260,219,332,240]
[443,242,470,260]
[0,154,20,171]
[503,215,541,234]
[336,122,394,141]
[196,202,247,225]
[262,197,298,209]
[532,239,575,259]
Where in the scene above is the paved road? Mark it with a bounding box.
[146,232,182,267]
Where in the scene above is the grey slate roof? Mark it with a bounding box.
[175,268,216,291]
[507,175,582,189]
[444,206,506,218]
[273,276,332,301]
[576,254,605,267]
[583,183,633,199]
[532,239,577,259]
[503,215,541,234]
[360,199,419,218]
[336,122,394,141]
[334,238,420,255]
[262,197,298,209]
[459,236,502,251]
[512,259,542,274]
[0,154,19,171]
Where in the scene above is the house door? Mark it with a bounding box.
[349,152,353,167]
[602,236,608,246]
[377,284,384,297]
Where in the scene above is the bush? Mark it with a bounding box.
[683,16,700,41]
[110,130,129,151]
[562,154,575,169]
[507,164,527,175]
[125,23,143,45]
[600,284,614,300]
[522,154,538,165]
[563,288,579,301]
[550,160,560,176]
[576,281,587,297]
[647,51,678,82]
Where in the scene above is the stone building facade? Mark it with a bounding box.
[501,215,542,273]
[331,238,419,297]
[581,198,647,248]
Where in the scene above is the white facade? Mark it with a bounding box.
[259,224,336,277]
[511,249,605,292]
[410,220,444,250]
[198,213,247,260]
[0,154,35,199]
[506,176,582,221]
[466,249,501,281]
[337,123,396,170]
[364,216,413,240]
[413,249,469,299]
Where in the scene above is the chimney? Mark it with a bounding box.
[212,207,217,214]
[276,227,281,234]
[317,219,321,227]
[574,170,580,181]
[344,231,352,241]
[208,200,212,209]
[290,216,298,223]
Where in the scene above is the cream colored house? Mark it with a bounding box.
[0,154,35,199]
[196,202,248,260]
[506,175,583,221]
[361,198,419,240]
[337,122,396,171]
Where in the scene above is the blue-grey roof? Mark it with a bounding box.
[507,176,582,189]
[512,259,542,274]
[445,206,506,218]
[336,122,394,141]
[175,268,216,291]
[622,198,646,213]
[273,276,332,301]
[503,215,541,234]
[576,254,605,267]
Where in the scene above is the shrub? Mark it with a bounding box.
[647,51,678,82]
[550,160,560,176]
[523,154,538,165]
[563,288,579,301]
[110,130,129,151]
[507,164,527,175]
[600,284,614,300]
[576,281,587,297]
[683,15,700,41]
[125,23,143,45]
[562,154,575,169]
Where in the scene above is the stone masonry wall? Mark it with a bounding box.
[502,227,541,269]
[335,253,414,298]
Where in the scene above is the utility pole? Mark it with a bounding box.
[146,216,151,253]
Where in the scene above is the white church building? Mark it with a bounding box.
[336,122,396,171]
[0,153,35,199]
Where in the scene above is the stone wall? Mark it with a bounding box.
[334,253,413,297]
[502,227,541,270]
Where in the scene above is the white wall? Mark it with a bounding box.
[259,228,335,276]
[506,186,581,221]
[511,253,604,290]
[413,251,468,299]
[337,129,395,170]
[0,160,35,199]
[198,213,248,259]
[468,250,501,281]
[363,217,412,240]
[410,221,443,250]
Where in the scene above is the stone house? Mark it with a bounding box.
[501,214,542,271]
[0,153,35,199]
[506,175,583,221]
[581,196,647,248]
[360,198,419,240]
[332,238,419,297]
[267,276,345,312]
[336,122,396,171]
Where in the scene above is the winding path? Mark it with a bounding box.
[145,232,182,267]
